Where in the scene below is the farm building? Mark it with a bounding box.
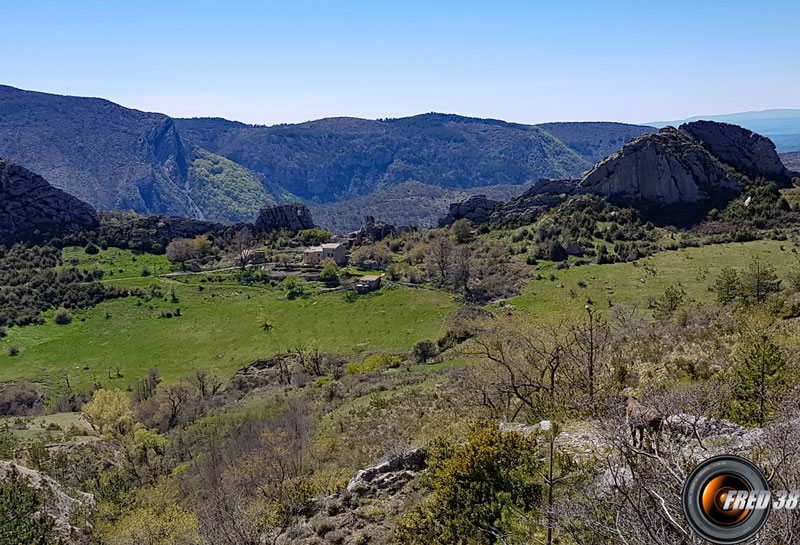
[303,242,348,266]
[355,274,383,293]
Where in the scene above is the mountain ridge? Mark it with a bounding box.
[0,85,293,221]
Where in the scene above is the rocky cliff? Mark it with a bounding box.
[438,194,500,226]
[0,86,290,221]
[254,203,314,232]
[577,127,740,206]
[481,122,786,226]
[680,120,792,183]
[0,160,99,245]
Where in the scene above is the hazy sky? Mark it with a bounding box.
[4,0,799,125]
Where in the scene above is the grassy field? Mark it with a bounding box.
[2,239,796,393]
[511,238,798,316]
[62,245,179,279]
[0,256,457,391]
[0,412,96,445]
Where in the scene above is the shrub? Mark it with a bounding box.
[84,243,100,255]
[298,228,332,244]
[346,353,403,374]
[320,260,340,282]
[314,376,334,388]
[412,340,437,364]
[0,327,5,338]
[54,309,72,325]
[7,345,19,356]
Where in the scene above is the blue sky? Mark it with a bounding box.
[3,0,799,125]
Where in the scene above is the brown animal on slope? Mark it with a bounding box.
[622,395,665,449]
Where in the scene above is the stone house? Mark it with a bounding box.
[303,242,348,266]
[355,274,382,293]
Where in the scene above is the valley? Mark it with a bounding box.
[2,92,800,545]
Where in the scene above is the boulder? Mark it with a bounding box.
[254,203,314,233]
[346,447,426,492]
[0,159,99,245]
[681,120,792,184]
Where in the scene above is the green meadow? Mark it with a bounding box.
[0,262,456,391]
[511,238,796,315]
[1,238,796,393]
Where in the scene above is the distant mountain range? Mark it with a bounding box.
[14,84,793,228]
[649,109,800,153]
[174,114,594,204]
[310,181,531,232]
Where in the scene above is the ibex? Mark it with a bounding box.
[622,395,664,450]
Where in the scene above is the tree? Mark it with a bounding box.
[395,421,541,544]
[538,241,567,262]
[165,238,196,271]
[0,469,56,545]
[449,245,474,295]
[164,383,192,428]
[450,218,472,244]
[82,389,135,438]
[99,481,200,545]
[566,303,611,413]
[283,276,306,299]
[412,340,437,364]
[231,227,256,270]
[297,228,331,244]
[319,259,339,283]
[189,368,221,398]
[714,267,740,304]
[740,255,781,303]
[654,285,684,321]
[730,334,788,427]
[84,242,100,255]
[425,235,454,285]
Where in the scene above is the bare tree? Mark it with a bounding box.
[231,227,256,270]
[425,234,453,285]
[165,238,197,271]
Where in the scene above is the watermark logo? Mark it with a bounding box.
[682,455,771,544]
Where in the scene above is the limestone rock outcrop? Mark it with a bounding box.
[576,127,741,205]
[483,122,777,225]
[438,194,500,226]
[0,159,99,245]
[681,120,792,183]
[254,203,314,232]
[354,215,402,243]
[346,447,426,492]
[0,461,94,542]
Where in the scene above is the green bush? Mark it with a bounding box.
[320,260,340,282]
[346,353,403,374]
[298,228,332,244]
[54,308,72,325]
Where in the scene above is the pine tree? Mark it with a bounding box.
[731,334,787,427]
[714,267,740,304]
[0,470,56,545]
[740,256,781,303]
